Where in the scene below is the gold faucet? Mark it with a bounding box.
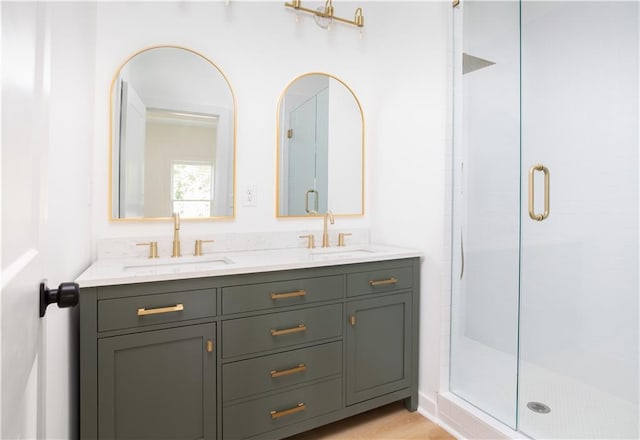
[322,210,334,248]
[171,212,181,257]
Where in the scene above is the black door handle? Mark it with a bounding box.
[39,281,79,317]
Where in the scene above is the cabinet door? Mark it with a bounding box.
[345,292,412,405]
[98,324,216,440]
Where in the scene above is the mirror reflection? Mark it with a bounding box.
[111,46,235,220]
[277,73,364,217]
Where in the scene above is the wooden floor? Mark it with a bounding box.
[285,402,455,440]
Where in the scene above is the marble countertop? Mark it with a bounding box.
[75,244,422,288]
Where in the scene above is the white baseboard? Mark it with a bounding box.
[417,391,526,440]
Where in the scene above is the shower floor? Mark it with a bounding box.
[451,337,638,438]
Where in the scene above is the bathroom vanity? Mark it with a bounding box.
[77,245,420,440]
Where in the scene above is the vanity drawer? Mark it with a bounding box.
[346,266,412,297]
[223,341,342,402]
[221,304,342,358]
[223,377,341,440]
[221,275,344,314]
[98,289,216,332]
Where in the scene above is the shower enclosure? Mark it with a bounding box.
[450,1,638,438]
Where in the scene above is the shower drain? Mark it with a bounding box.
[527,402,551,414]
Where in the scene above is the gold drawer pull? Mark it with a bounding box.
[270,290,307,300]
[270,403,306,420]
[270,364,307,378]
[137,304,184,316]
[368,277,398,287]
[270,324,307,337]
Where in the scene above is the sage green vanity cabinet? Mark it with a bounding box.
[346,292,412,405]
[80,258,420,440]
[98,324,216,439]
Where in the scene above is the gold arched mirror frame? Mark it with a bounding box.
[276,72,365,218]
[109,45,237,222]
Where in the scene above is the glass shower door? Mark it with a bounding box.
[518,2,639,438]
[449,0,521,428]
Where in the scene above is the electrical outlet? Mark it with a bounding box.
[243,185,257,207]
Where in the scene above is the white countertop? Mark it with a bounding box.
[75,244,422,288]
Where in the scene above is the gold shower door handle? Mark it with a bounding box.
[528,164,550,221]
[305,189,318,213]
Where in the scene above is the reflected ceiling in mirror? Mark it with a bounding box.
[110,46,235,221]
[277,73,364,218]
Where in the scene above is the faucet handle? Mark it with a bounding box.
[137,241,159,259]
[299,234,316,249]
[194,239,215,256]
[337,233,352,247]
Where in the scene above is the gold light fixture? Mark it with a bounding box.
[285,0,364,29]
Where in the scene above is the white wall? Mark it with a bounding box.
[366,2,451,414]
[91,0,450,418]
[44,3,96,439]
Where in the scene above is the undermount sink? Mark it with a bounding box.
[123,255,234,274]
[309,247,376,259]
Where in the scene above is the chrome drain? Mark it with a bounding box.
[527,402,551,414]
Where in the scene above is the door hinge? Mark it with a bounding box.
[287,128,293,139]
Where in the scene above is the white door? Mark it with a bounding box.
[1,2,50,438]
[119,81,147,218]
[288,96,318,215]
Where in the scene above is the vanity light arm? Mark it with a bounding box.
[284,0,364,28]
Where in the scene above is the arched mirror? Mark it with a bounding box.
[277,73,364,217]
[110,46,235,220]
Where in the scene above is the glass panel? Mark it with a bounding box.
[450,0,521,428]
[519,2,639,438]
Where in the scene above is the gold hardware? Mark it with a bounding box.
[528,164,550,221]
[271,289,307,300]
[287,128,293,139]
[137,303,184,316]
[299,234,315,249]
[206,340,214,353]
[322,210,334,248]
[285,0,364,28]
[452,0,460,7]
[270,324,307,337]
[270,403,306,419]
[349,315,356,326]
[194,239,214,256]
[369,277,398,287]
[171,212,181,257]
[270,363,307,378]
[136,241,159,259]
[305,189,318,214]
[337,232,352,247]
